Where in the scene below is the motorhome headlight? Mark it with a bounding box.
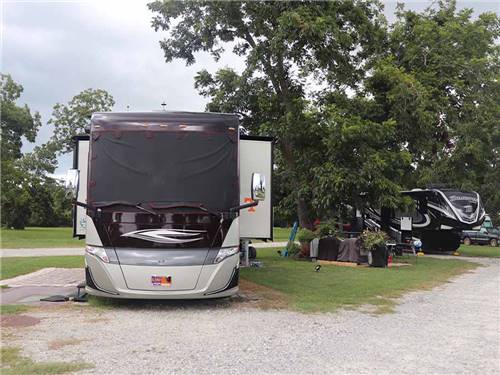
[85,246,109,263]
[214,246,239,264]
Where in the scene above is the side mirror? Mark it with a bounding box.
[251,173,266,201]
[65,169,79,199]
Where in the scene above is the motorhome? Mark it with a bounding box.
[66,112,272,299]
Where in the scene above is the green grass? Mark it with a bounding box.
[0,304,31,315]
[240,248,479,313]
[272,227,292,242]
[458,244,500,258]
[0,256,84,280]
[1,347,93,375]
[1,227,84,249]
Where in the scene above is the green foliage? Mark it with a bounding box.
[49,88,114,153]
[149,0,386,228]
[366,0,500,220]
[1,75,113,228]
[1,159,70,229]
[0,74,41,161]
[1,162,32,229]
[286,242,301,257]
[316,220,339,238]
[360,230,390,251]
[296,228,316,243]
[0,74,43,229]
[312,111,412,210]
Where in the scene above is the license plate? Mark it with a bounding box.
[151,276,171,286]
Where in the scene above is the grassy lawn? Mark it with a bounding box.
[0,304,31,315]
[240,248,479,313]
[0,256,84,280]
[1,347,92,375]
[1,227,83,249]
[272,227,292,242]
[458,244,500,258]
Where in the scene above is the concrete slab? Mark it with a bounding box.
[0,248,84,257]
[0,268,84,287]
[1,286,78,304]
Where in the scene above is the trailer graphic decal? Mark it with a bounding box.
[121,229,205,244]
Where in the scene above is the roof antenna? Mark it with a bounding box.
[161,101,167,111]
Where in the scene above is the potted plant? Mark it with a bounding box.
[316,220,339,238]
[296,228,316,257]
[360,230,389,267]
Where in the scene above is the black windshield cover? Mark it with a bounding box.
[89,125,238,212]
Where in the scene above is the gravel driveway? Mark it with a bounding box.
[8,257,500,374]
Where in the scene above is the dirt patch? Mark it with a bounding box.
[48,338,87,350]
[1,314,41,328]
[238,279,289,309]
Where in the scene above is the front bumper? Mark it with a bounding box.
[85,252,240,299]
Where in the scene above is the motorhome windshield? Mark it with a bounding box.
[88,129,239,212]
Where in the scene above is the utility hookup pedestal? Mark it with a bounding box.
[241,239,250,267]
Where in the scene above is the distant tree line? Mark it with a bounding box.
[0,74,114,229]
[1,0,498,229]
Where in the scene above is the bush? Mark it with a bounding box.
[287,242,301,256]
[316,220,339,238]
[297,228,316,243]
[360,230,389,251]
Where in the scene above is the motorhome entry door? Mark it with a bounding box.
[239,136,273,240]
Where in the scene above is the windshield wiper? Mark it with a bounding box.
[93,201,158,216]
[149,202,221,218]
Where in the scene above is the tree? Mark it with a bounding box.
[1,76,106,228]
[149,0,386,228]
[1,74,41,161]
[49,88,115,153]
[1,74,43,229]
[363,0,500,221]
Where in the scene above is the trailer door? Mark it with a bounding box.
[239,136,273,240]
[72,136,89,238]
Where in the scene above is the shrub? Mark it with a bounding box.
[360,230,389,250]
[316,220,339,238]
[297,228,316,243]
[287,243,301,256]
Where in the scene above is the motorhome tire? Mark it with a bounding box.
[463,237,471,246]
[490,239,498,247]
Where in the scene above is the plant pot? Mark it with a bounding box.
[368,245,388,267]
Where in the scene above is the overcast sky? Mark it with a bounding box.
[1,0,498,176]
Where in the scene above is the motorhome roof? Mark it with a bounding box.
[91,111,238,125]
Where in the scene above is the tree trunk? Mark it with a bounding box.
[280,141,313,229]
[297,198,313,230]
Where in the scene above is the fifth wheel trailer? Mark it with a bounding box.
[66,112,272,299]
[364,188,486,252]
